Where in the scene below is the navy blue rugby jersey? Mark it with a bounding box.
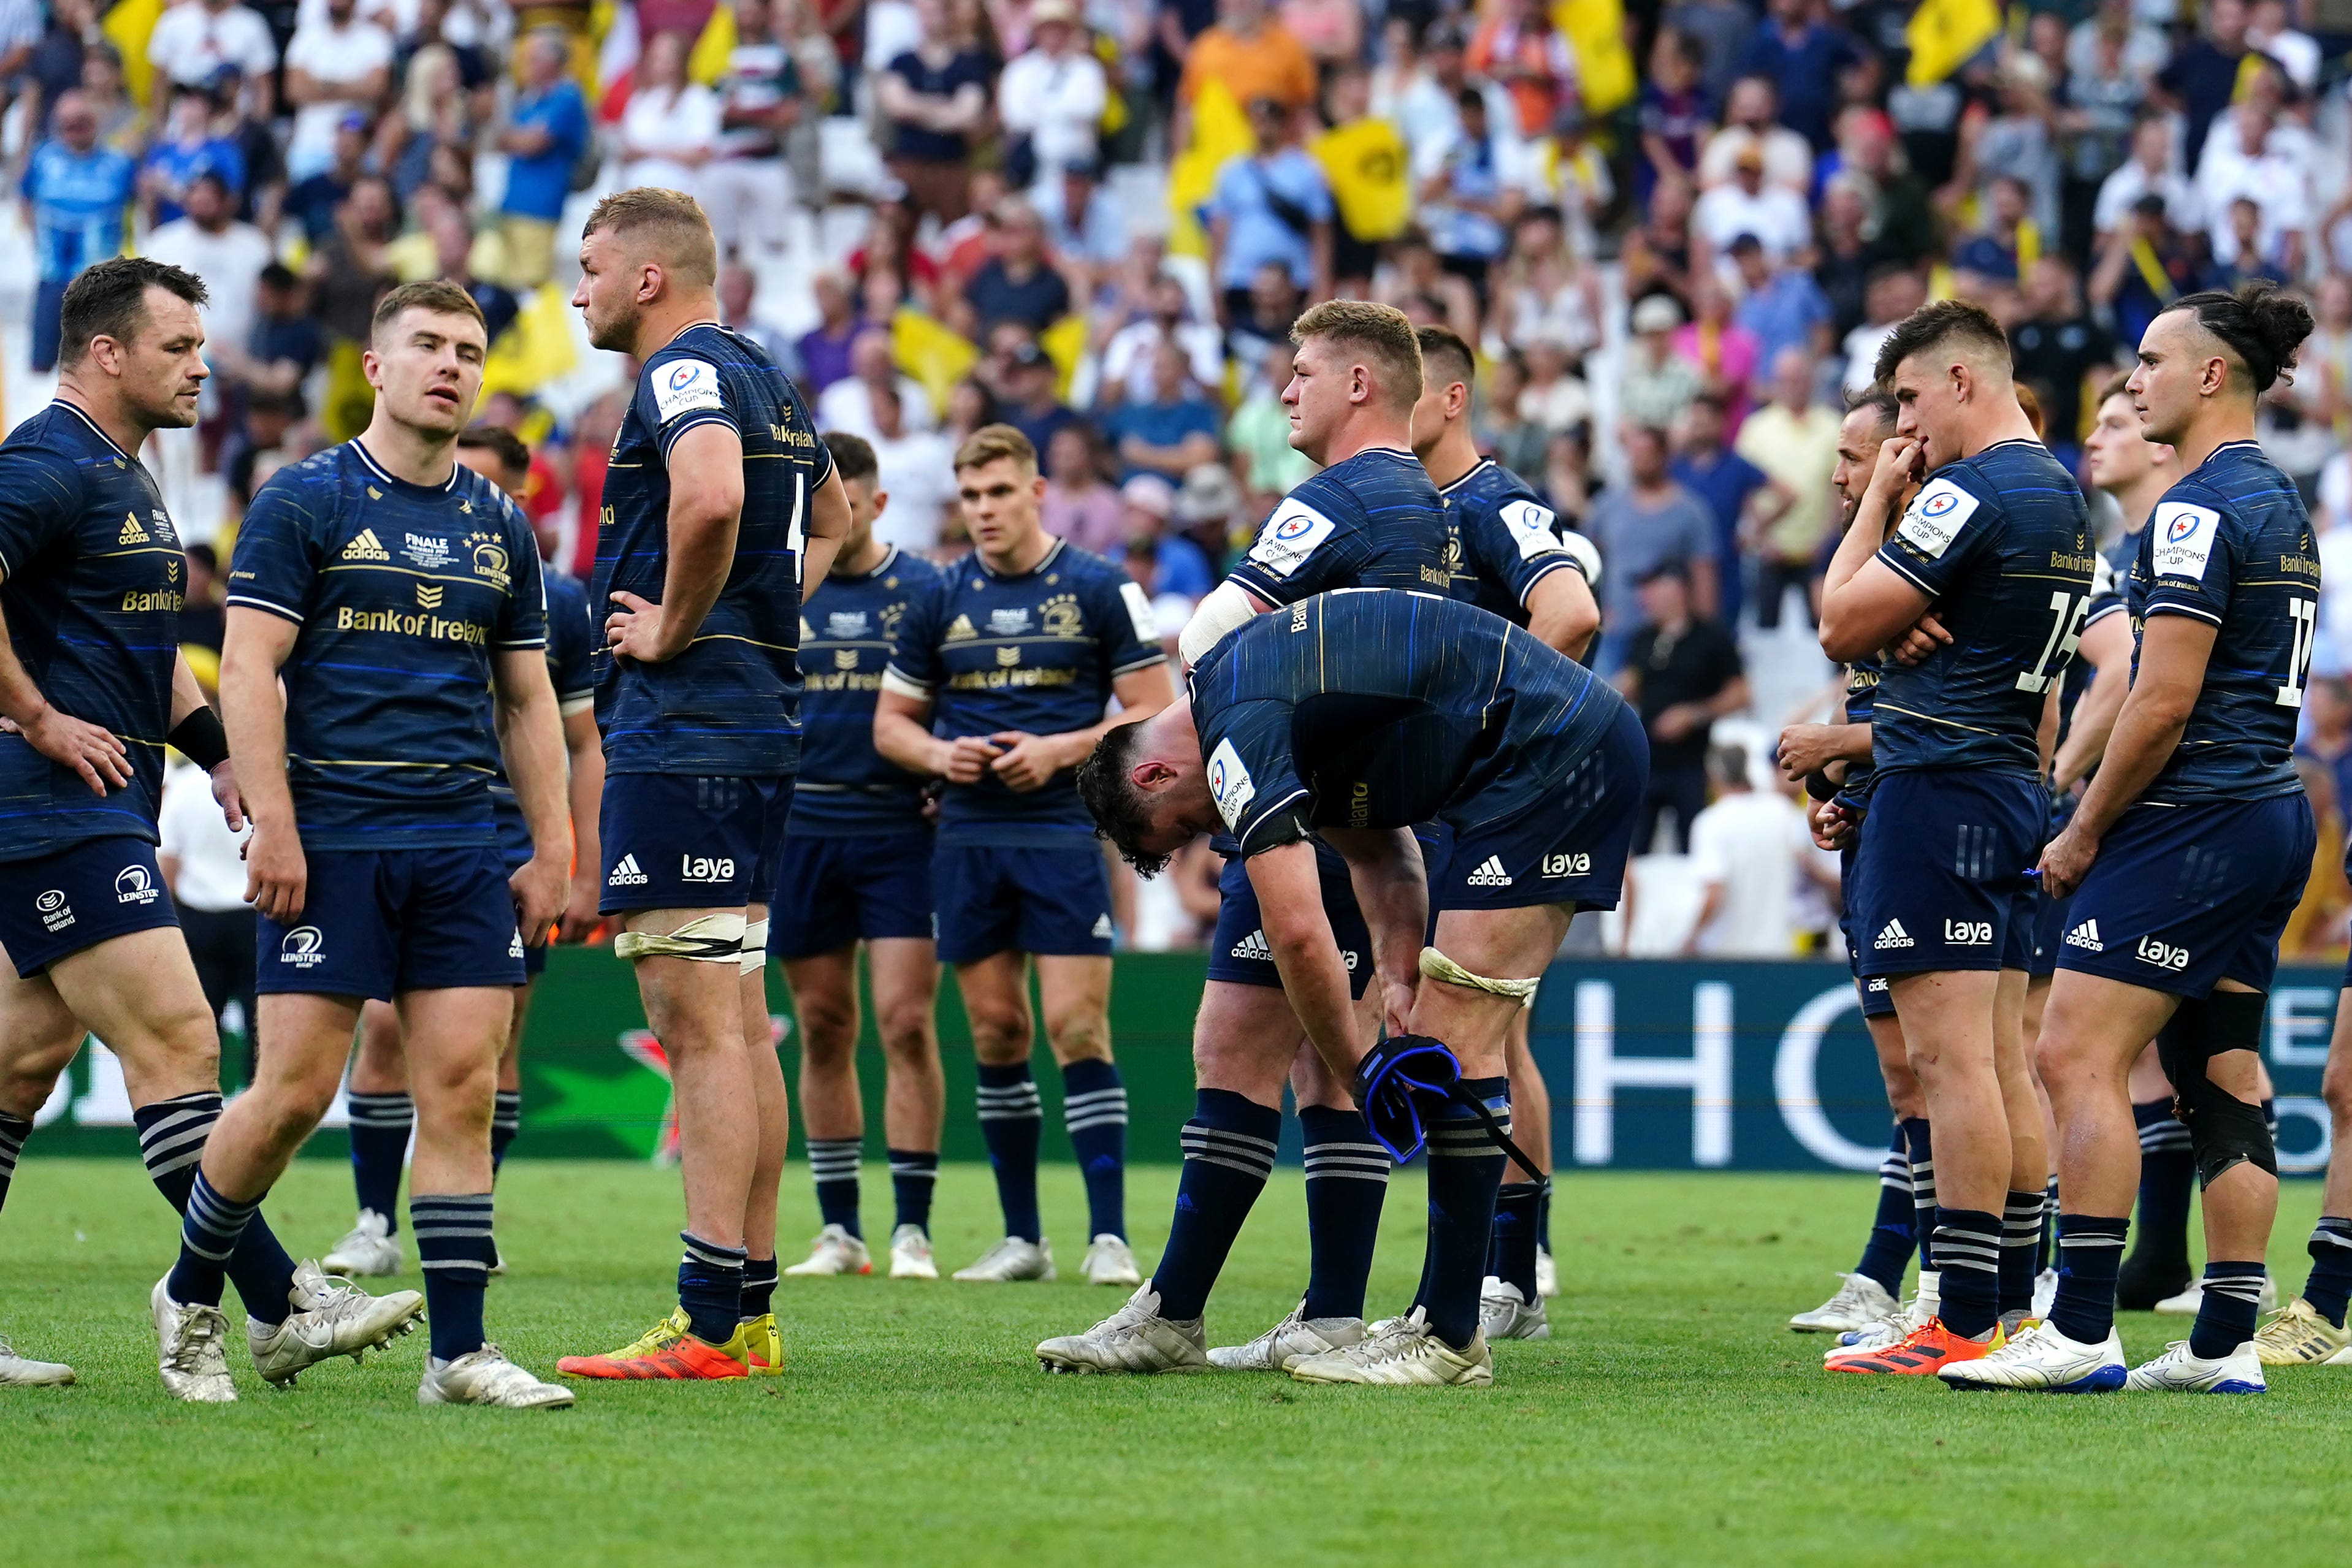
[1438,457,1592,625]
[0,403,185,858]
[489,568,595,864]
[887,537,1164,846]
[1224,447,1451,607]
[226,440,546,851]
[593,321,833,777]
[1188,589,1622,856]
[2130,441,2317,804]
[1838,653,1882,796]
[789,545,945,836]
[1869,439,2094,777]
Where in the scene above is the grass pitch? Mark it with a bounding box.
[4,1159,2350,1567]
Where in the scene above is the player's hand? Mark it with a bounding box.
[988,731,1066,792]
[1889,611,1952,666]
[605,592,678,663]
[1868,435,1924,501]
[1808,796,1858,852]
[558,869,603,943]
[2036,821,2099,900]
[511,852,569,948]
[940,734,1003,785]
[20,703,131,796]
[1776,723,1846,781]
[208,759,248,834]
[243,818,308,921]
[1378,976,1418,1041]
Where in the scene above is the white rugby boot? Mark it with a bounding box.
[1288,1306,1493,1387]
[250,1262,424,1385]
[419,1345,576,1407]
[1036,1286,1209,1374]
[1536,1247,1557,1300]
[2032,1268,2058,1320]
[1207,1300,1366,1371]
[153,1277,236,1403]
[2125,1338,2267,1393]
[321,1209,402,1277]
[1480,1279,1550,1341]
[1080,1233,1142,1287]
[2153,1277,2280,1315]
[952,1236,1055,1282]
[1789,1272,1900,1334]
[2252,1298,2352,1366]
[1938,1321,2126,1392]
[0,1334,74,1387]
[887,1224,938,1280]
[1827,1271,1934,1359]
[782,1224,872,1277]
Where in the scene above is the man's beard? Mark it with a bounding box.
[588,300,642,354]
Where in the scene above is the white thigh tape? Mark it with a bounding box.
[614,912,749,964]
[739,918,770,974]
[1419,946,1541,1009]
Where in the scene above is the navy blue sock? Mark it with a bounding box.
[2048,1213,2128,1344]
[2127,1097,2194,1269]
[1931,1207,2002,1338]
[0,1110,27,1215]
[1854,1123,1914,1295]
[136,1092,299,1325]
[740,1255,779,1319]
[1999,1189,2045,1315]
[1900,1117,1934,1273]
[1416,1076,1509,1349]
[975,1062,1042,1243]
[344,1091,411,1229]
[2191,1261,2266,1360]
[808,1137,862,1238]
[169,1171,261,1309]
[490,1090,521,1174]
[412,1193,495,1361]
[678,1232,747,1345]
[2305,1218,2352,1328]
[1150,1089,1280,1322]
[1061,1059,1128,1240]
[1491,1182,1542,1303]
[888,1148,937,1234]
[1300,1105,1388,1322]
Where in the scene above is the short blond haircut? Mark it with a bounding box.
[953,422,1038,476]
[584,186,718,287]
[1292,299,1423,407]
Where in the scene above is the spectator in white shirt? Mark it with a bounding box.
[158,756,259,1078]
[143,172,272,376]
[1098,272,1226,406]
[146,0,278,116]
[2197,102,2310,270]
[866,382,959,551]
[619,29,722,195]
[1696,75,1811,193]
[1692,143,1809,263]
[1683,746,1827,957]
[816,327,939,439]
[282,0,394,179]
[2093,113,2200,241]
[703,0,804,257]
[997,0,1106,188]
[2247,0,2320,91]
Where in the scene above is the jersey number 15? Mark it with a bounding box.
[2015,591,2090,695]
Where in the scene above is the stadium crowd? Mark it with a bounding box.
[13,0,2352,962]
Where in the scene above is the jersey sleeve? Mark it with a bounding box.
[547,579,596,713]
[1090,562,1168,680]
[0,443,82,582]
[494,500,548,650]
[1199,702,1310,856]
[2140,495,2234,626]
[2082,549,2126,626]
[223,471,322,623]
[1226,488,1365,606]
[1875,470,1999,599]
[783,377,834,487]
[882,571,945,695]
[1466,495,1579,606]
[638,351,741,461]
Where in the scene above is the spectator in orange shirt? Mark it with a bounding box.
[1466,0,1576,142]
[1177,0,1315,139]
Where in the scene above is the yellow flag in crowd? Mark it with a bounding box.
[1313,117,1410,244]
[481,286,582,400]
[688,3,735,85]
[1555,0,1635,120]
[892,308,979,420]
[1906,0,2003,89]
[1167,78,1254,259]
[102,0,166,111]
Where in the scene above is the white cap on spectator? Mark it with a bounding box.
[1630,295,1684,335]
[1177,464,1242,525]
[1121,474,1177,519]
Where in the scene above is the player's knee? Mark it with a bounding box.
[1045,1006,1110,1064]
[796,995,860,1061]
[875,1004,937,1066]
[2323,1055,2352,1128]
[964,999,1031,1058]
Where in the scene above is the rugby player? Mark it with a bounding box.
[1044,301,1448,1365]
[1816,300,2091,1375]
[769,432,947,1281]
[1957,283,2320,1393]
[323,425,602,1278]
[0,258,413,1399]
[875,424,1172,1285]
[181,280,574,1408]
[1042,589,1647,1383]
[1411,324,1602,1340]
[558,188,850,1381]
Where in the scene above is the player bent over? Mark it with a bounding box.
[875,425,1173,1287]
[180,281,575,1409]
[560,189,849,1380]
[1958,283,2320,1393]
[0,259,413,1399]
[1038,589,1646,1384]
[769,433,947,1280]
[323,426,603,1278]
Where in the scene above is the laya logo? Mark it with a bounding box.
[1543,852,1591,877]
[2136,936,2190,971]
[279,926,327,968]
[36,888,72,932]
[680,854,737,883]
[114,864,158,905]
[1944,919,1992,945]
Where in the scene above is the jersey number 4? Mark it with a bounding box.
[2014,591,2090,695]
[2278,597,2318,709]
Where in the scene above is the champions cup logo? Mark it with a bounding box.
[472,540,512,590]
[1209,755,1228,799]
[1922,491,1961,520]
[2166,513,2200,542]
[667,363,700,394]
[1270,513,1317,544]
[115,864,158,905]
[280,926,327,969]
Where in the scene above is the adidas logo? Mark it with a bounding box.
[342,528,389,561]
[1464,855,1513,888]
[509,931,525,959]
[1091,913,1114,940]
[945,613,977,641]
[1873,920,1914,950]
[118,511,149,544]
[607,854,649,887]
[1230,929,1270,961]
[2064,919,2104,953]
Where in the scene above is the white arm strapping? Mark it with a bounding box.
[1178,580,1262,668]
[1557,528,1602,590]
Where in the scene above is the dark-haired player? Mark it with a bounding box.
[1816,299,2091,1376]
[559,189,850,1382]
[185,281,575,1408]
[1960,283,2320,1393]
[0,257,405,1400]
[1412,323,1601,1339]
[875,424,1172,1286]
[769,432,948,1281]
[320,423,603,1279]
